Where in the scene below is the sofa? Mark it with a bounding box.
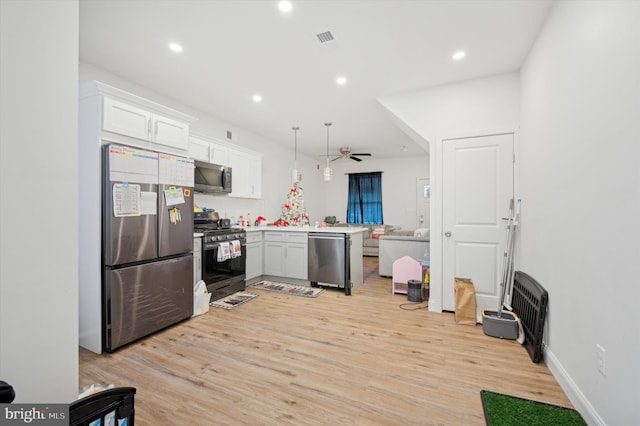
[378,231,430,277]
[331,223,415,256]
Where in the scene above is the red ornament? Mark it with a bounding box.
[285,204,290,210]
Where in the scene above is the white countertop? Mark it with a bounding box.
[379,235,429,241]
[242,226,367,234]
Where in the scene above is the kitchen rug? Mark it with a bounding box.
[480,390,586,426]
[210,291,258,310]
[247,281,324,298]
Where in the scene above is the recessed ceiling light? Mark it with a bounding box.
[168,42,183,53]
[252,94,263,103]
[452,51,466,60]
[278,1,292,13]
[336,76,347,85]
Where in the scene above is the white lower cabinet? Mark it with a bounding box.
[245,232,263,280]
[264,240,285,276]
[263,232,308,280]
[284,241,308,279]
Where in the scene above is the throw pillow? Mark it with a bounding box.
[371,226,385,238]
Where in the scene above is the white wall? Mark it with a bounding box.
[379,72,520,145]
[322,157,429,230]
[379,73,521,312]
[0,0,79,402]
[381,2,640,423]
[79,63,426,228]
[519,1,640,424]
[79,63,324,224]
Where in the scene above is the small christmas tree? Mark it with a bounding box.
[276,180,309,227]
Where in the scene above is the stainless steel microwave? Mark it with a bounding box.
[194,161,232,194]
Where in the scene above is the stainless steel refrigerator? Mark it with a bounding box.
[103,144,194,351]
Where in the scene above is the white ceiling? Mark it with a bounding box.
[79,0,553,160]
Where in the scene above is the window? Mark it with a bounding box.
[346,172,383,224]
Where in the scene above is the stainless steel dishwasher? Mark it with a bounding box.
[308,232,352,295]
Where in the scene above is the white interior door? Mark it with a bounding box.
[416,178,430,230]
[441,133,514,316]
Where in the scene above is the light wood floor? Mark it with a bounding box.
[79,257,572,425]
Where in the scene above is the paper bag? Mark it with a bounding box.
[454,277,477,325]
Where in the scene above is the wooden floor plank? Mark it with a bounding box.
[79,257,571,425]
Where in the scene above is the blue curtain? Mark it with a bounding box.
[347,172,383,224]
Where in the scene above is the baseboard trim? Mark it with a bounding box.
[428,299,442,312]
[543,345,605,425]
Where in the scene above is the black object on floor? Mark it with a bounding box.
[0,380,15,403]
[511,271,549,363]
[69,387,136,426]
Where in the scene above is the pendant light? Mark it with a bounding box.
[323,122,333,181]
[291,126,300,183]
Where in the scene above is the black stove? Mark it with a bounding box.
[195,226,246,244]
[194,212,246,300]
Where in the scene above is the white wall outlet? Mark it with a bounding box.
[596,344,606,376]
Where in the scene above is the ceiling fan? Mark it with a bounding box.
[330,147,372,162]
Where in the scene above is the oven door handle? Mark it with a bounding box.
[203,240,246,251]
[203,242,221,251]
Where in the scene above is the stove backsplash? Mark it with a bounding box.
[195,192,266,226]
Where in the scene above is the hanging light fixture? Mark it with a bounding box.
[323,122,333,181]
[291,126,300,183]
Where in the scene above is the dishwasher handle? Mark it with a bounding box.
[308,233,346,240]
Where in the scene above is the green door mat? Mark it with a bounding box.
[480,390,586,426]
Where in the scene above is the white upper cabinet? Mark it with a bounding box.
[153,114,190,150]
[103,97,191,151]
[228,149,262,199]
[188,133,230,165]
[81,81,196,153]
[103,98,151,141]
[189,132,261,198]
[210,143,229,166]
[188,135,212,162]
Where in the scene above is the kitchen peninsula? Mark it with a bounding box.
[244,226,366,295]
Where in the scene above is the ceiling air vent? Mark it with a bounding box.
[316,31,334,44]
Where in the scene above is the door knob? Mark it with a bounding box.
[444,231,452,237]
